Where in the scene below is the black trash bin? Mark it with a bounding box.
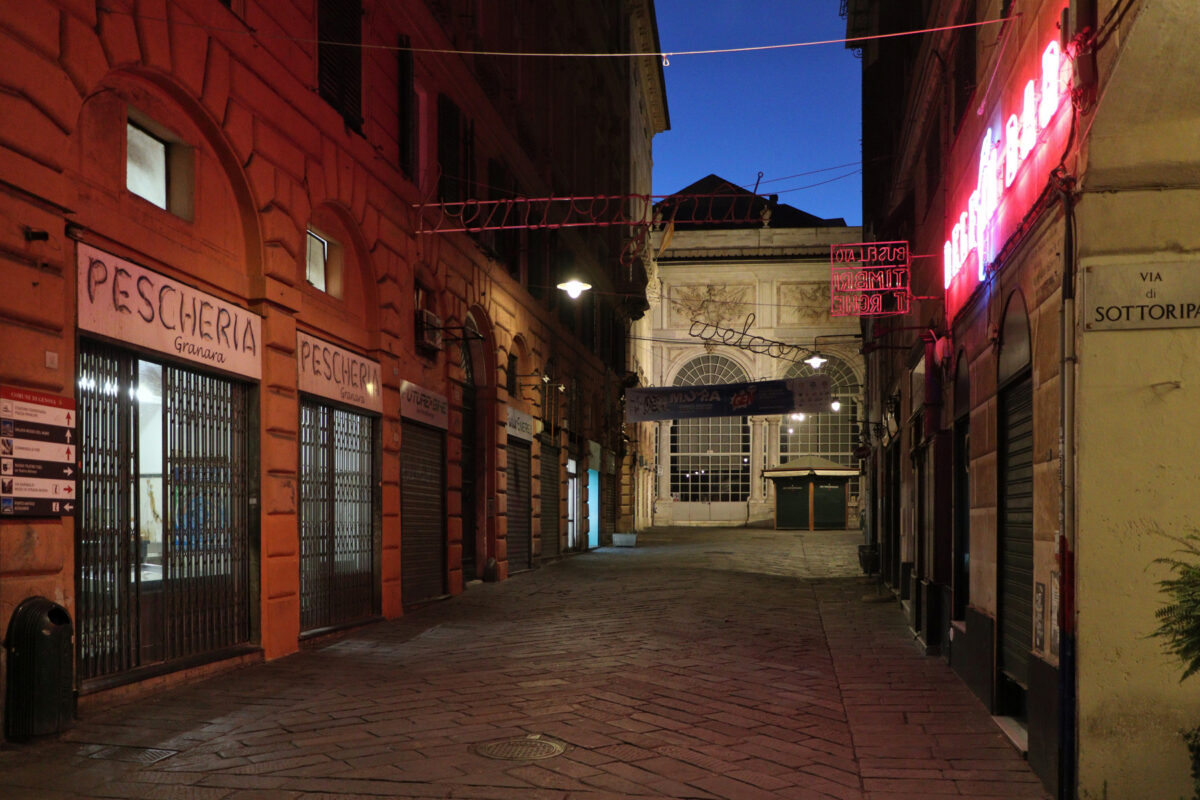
[4,596,75,740]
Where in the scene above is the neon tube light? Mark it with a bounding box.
[944,40,1066,291]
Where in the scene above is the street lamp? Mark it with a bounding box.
[804,352,827,370]
[556,279,591,299]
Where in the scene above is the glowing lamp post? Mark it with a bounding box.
[556,279,591,299]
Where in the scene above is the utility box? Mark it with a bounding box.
[4,596,75,740]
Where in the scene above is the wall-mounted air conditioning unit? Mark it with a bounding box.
[417,309,443,351]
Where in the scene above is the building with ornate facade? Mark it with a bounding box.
[0,0,666,728]
[636,176,865,529]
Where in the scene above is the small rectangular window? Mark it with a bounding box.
[306,230,329,292]
[127,123,168,210]
[398,36,418,178]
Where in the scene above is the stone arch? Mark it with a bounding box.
[998,290,1031,386]
[70,68,264,286]
[666,350,751,388]
[299,200,381,349]
[463,305,496,389]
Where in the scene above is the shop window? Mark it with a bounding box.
[77,341,251,682]
[126,118,194,220]
[317,0,363,132]
[305,227,344,298]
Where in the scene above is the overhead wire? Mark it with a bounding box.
[97,4,1012,63]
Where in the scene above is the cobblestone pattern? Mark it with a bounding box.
[0,528,1048,799]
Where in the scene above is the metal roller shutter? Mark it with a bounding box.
[999,377,1034,687]
[460,383,477,580]
[401,421,445,606]
[506,439,531,572]
[540,442,561,557]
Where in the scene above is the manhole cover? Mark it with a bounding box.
[87,745,178,764]
[473,734,566,761]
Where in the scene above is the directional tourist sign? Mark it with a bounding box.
[0,386,77,516]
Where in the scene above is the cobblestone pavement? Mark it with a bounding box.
[0,527,1049,799]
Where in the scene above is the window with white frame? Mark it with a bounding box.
[779,356,861,497]
[306,230,329,292]
[669,355,750,502]
[126,123,167,209]
[305,226,344,298]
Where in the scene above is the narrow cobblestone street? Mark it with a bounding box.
[0,528,1049,799]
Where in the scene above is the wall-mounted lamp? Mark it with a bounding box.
[516,372,551,387]
[556,279,591,299]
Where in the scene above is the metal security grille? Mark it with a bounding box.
[506,439,531,572]
[300,401,375,632]
[401,421,445,606]
[999,377,1034,688]
[669,355,750,502]
[77,344,136,680]
[77,343,251,682]
[779,357,862,498]
[540,441,560,557]
[161,364,251,661]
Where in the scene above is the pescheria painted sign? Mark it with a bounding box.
[296,332,382,413]
[77,243,262,379]
[943,22,1073,319]
[625,376,832,423]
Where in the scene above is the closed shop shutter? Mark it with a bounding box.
[506,438,531,572]
[401,421,445,606]
[813,480,848,529]
[540,442,561,557]
[776,482,809,530]
[999,377,1034,687]
[602,468,618,536]
[459,382,477,579]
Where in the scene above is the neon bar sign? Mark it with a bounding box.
[831,241,911,317]
[944,38,1070,296]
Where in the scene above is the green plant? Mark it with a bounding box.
[1151,533,1200,799]
[1152,534,1200,681]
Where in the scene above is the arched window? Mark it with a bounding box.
[779,356,861,496]
[669,355,750,502]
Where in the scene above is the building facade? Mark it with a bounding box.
[638,177,865,528]
[847,0,1200,795]
[0,0,666,727]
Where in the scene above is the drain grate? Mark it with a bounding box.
[87,745,178,764]
[473,734,566,761]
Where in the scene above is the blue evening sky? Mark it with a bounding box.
[651,1,863,225]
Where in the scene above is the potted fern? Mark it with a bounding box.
[1152,533,1200,799]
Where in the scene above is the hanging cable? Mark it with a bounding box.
[97,4,1013,62]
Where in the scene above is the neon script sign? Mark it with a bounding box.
[944,39,1071,296]
[831,241,911,317]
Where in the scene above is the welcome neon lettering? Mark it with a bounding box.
[944,40,1065,290]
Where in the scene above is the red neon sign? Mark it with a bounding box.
[944,30,1073,317]
[830,241,911,317]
